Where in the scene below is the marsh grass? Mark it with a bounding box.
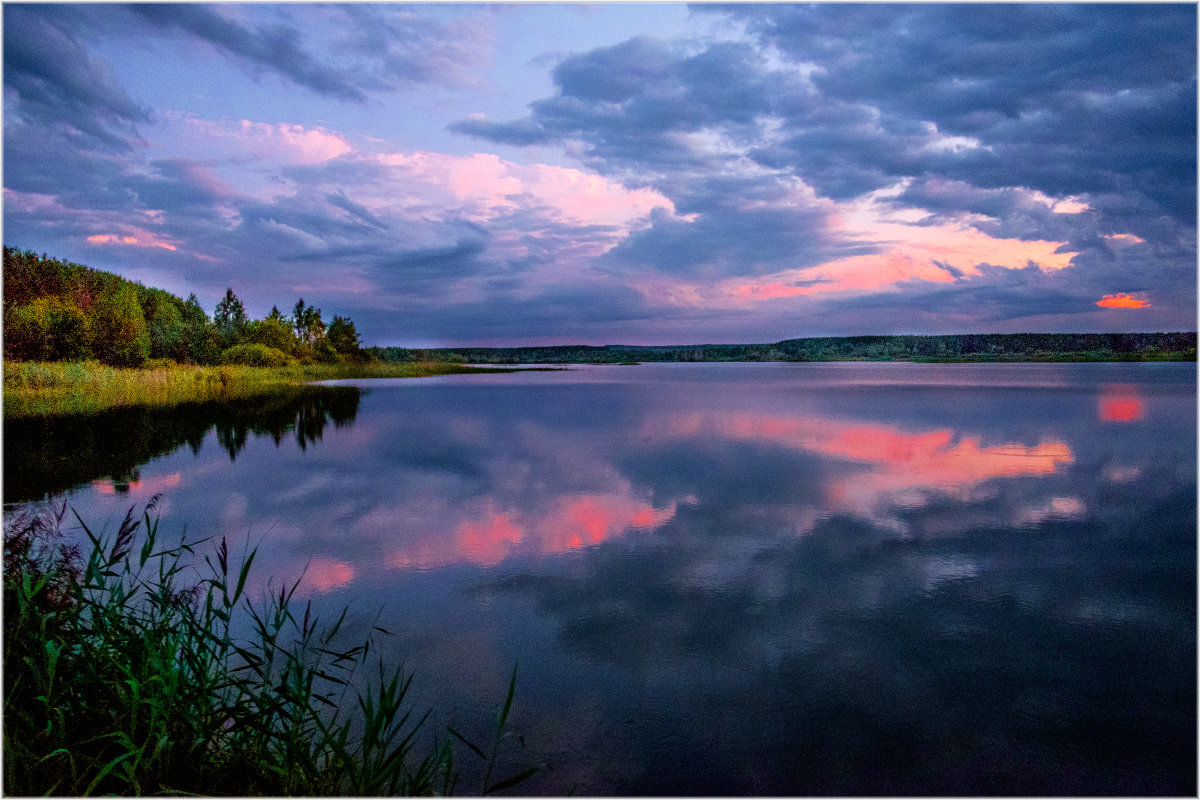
[3,360,509,419]
[3,500,537,796]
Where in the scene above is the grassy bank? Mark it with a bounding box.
[3,360,507,419]
[3,501,535,796]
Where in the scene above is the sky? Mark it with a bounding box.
[3,3,1196,347]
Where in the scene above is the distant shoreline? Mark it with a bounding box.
[368,332,1197,366]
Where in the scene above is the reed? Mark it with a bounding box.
[3,360,508,419]
[3,500,536,796]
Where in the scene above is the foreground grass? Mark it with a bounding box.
[3,360,508,419]
[3,501,536,796]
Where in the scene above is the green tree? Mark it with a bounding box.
[144,294,185,361]
[92,284,150,366]
[214,288,248,349]
[292,298,325,345]
[326,315,363,361]
[179,293,218,365]
[245,316,295,354]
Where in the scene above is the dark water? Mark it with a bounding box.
[8,363,1196,795]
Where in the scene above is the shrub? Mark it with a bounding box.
[219,343,296,367]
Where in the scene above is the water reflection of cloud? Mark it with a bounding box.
[640,410,1074,530]
[92,471,181,496]
[379,487,690,570]
[1098,384,1144,422]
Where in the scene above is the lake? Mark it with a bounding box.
[6,362,1196,794]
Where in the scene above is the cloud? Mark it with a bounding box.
[167,116,352,165]
[125,4,492,102]
[3,6,150,149]
[1096,293,1150,309]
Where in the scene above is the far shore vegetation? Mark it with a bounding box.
[3,246,1196,420]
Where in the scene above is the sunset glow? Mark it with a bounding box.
[1096,293,1150,309]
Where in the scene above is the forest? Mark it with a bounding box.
[3,247,365,367]
[371,331,1197,365]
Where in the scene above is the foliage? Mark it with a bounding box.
[327,315,365,361]
[91,283,151,367]
[3,501,538,796]
[219,343,297,368]
[2,248,372,368]
[246,316,297,354]
[214,288,249,349]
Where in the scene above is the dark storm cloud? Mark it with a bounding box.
[3,5,150,149]
[710,3,1197,220]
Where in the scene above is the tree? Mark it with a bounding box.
[92,284,150,366]
[326,315,363,360]
[214,288,248,348]
[145,294,185,361]
[180,293,218,365]
[245,316,295,353]
[292,298,325,346]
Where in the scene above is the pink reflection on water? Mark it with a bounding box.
[384,491,685,571]
[92,472,181,496]
[1098,384,1144,422]
[299,557,356,594]
[647,409,1074,525]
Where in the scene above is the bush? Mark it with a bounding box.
[219,343,296,367]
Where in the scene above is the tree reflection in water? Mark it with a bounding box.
[4,386,360,503]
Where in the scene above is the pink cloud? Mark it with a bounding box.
[375,150,675,231]
[175,115,351,164]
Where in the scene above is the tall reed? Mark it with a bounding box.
[3,360,509,419]
[3,500,536,796]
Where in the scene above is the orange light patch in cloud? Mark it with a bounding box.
[1098,385,1144,422]
[87,232,178,251]
[1096,293,1149,309]
[692,182,1079,306]
[1104,233,1145,244]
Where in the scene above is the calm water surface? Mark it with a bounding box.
[9,363,1196,794]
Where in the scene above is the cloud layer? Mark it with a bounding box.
[4,4,1195,344]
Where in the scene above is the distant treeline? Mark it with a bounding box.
[3,247,365,367]
[369,332,1197,365]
